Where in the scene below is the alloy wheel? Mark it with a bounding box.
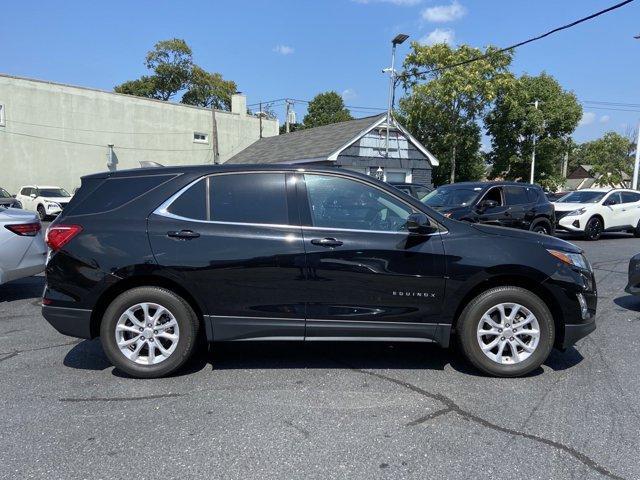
[115,302,180,365]
[476,302,540,365]
[586,218,602,240]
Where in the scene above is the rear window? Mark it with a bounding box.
[504,186,529,205]
[71,175,175,215]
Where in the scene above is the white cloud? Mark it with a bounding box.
[341,88,357,101]
[578,111,596,127]
[353,0,422,5]
[599,115,610,124]
[421,1,466,22]
[273,45,294,55]
[420,28,455,45]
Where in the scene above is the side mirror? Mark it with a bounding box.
[406,212,438,234]
[30,193,36,198]
[603,198,617,206]
[477,199,498,211]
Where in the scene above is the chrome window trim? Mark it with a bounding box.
[154,170,448,236]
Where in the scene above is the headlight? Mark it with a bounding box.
[567,208,586,216]
[547,249,591,270]
[46,201,61,209]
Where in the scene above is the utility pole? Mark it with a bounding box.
[530,100,541,184]
[285,99,292,133]
[384,34,409,156]
[450,145,456,184]
[633,121,640,190]
[211,105,219,164]
[259,102,263,139]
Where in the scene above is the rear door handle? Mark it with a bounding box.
[167,229,200,239]
[311,237,343,247]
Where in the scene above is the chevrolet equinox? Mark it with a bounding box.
[42,166,596,378]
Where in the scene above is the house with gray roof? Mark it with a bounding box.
[227,114,438,186]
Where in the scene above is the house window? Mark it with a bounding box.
[193,132,209,144]
[384,170,410,183]
[0,104,5,127]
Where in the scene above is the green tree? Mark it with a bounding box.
[182,66,237,109]
[303,92,352,128]
[575,132,635,187]
[400,43,513,185]
[115,38,235,110]
[485,73,582,190]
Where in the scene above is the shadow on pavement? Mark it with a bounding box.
[0,275,45,302]
[613,295,640,312]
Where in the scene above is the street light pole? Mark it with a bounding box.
[385,34,409,157]
[633,120,640,190]
[530,100,541,184]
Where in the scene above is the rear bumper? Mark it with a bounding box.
[42,305,92,339]
[562,318,596,349]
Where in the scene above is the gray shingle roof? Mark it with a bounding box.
[227,114,385,164]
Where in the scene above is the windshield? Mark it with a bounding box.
[38,188,70,198]
[557,191,606,204]
[422,186,482,208]
[0,188,11,198]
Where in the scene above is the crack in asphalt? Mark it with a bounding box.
[405,407,452,426]
[347,366,626,480]
[0,340,81,361]
[0,352,19,363]
[59,393,182,402]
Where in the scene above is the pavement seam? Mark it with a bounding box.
[59,393,182,402]
[347,365,626,480]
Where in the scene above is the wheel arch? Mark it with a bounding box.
[450,274,565,348]
[587,213,605,230]
[89,274,206,339]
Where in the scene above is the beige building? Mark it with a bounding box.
[0,74,278,193]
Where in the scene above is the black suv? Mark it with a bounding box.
[423,181,555,235]
[42,166,595,378]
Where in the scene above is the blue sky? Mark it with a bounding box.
[2,0,638,143]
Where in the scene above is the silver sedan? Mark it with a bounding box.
[0,206,47,285]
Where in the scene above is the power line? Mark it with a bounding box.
[397,0,635,81]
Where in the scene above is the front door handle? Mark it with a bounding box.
[311,237,343,247]
[167,229,200,239]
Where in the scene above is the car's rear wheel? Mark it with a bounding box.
[584,216,603,241]
[100,286,200,378]
[37,205,47,221]
[457,286,554,377]
[530,219,552,235]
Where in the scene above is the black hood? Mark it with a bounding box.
[471,223,582,254]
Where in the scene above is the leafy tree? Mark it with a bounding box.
[279,123,303,134]
[115,38,235,110]
[485,73,582,190]
[575,132,635,187]
[182,66,236,109]
[303,92,352,128]
[400,43,513,184]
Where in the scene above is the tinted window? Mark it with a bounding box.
[504,186,529,205]
[305,174,412,232]
[39,188,70,198]
[621,191,640,203]
[0,188,11,198]
[557,191,606,203]
[21,188,30,195]
[605,192,622,205]
[209,173,288,224]
[72,175,175,215]
[423,185,482,207]
[167,179,207,220]
[483,187,503,205]
[526,187,541,203]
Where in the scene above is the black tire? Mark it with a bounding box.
[100,286,200,379]
[456,286,555,377]
[584,216,603,241]
[37,205,47,221]
[530,219,552,235]
[634,219,640,238]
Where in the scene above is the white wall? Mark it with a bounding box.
[0,75,278,193]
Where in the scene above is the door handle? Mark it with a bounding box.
[167,230,200,239]
[311,237,343,247]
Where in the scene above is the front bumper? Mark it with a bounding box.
[562,317,596,348]
[42,305,92,339]
[625,255,640,295]
[556,213,587,232]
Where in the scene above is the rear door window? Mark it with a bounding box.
[208,173,289,225]
[621,191,640,203]
[166,179,207,220]
[504,186,529,205]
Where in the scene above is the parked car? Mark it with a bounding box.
[390,182,432,200]
[0,187,22,209]
[43,166,596,379]
[553,188,640,240]
[16,185,73,220]
[0,206,46,285]
[422,181,555,235]
[625,253,640,296]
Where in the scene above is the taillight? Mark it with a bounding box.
[5,222,41,236]
[45,225,83,251]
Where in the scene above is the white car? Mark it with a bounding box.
[16,185,73,220]
[553,188,640,240]
[0,206,47,285]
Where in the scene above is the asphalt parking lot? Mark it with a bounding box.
[1,233,639,480]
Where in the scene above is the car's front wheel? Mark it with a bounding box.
[633,219,640,238]
[457,286,555,377]
[530,218,552,235]
[584,216,603,241]
[37,205,47,221]
[100,286,200,378]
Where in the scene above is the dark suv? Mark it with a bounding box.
[43,166,595,378]
[423,181,555,235]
